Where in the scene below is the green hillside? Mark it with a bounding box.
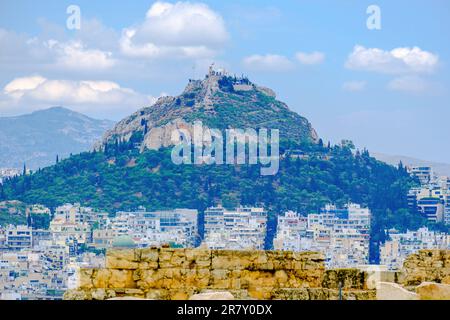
[0,140,425,262]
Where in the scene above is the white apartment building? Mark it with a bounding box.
[49,217,90,247]
[380,227,450,270]
[273,203,371,268]
[5,225,33,251]
[55,203,109,228]
[108,208,199,248]
[408,187,447,223]
[445,193,450,225]
[273,211,307,251]
[408,166,436,186]
[203,206,267,250]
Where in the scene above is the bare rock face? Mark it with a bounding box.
[416,282,450,300]
[189,291,235,300]
[96,67,319,152]
[141,119,194,151]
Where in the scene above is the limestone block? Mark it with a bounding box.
[106,256,139,270]
[92,269,111,288]
[247,287,272,300]
[108,297,149,300]
[106,249,140,269]
[140,248,159,263]
[416,282,450,300]
[210,269,232,289]
[185,248,211,268]
[322,269,367,290]
[63,289,92,300]
[211,250,248,270]
[271,288,310,300]
[91,288,117,300]
[189,291,235,300]
[79,268,95,289]
[376,282,419,300]
[183,268,210,288]
[108,269,136,288]
[159,248,189,268]
[168,289,195,300]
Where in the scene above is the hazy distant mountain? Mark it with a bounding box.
[0,107,115,170]
[372,152,450,176]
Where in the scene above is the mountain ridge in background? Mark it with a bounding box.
[373,152,450,177]
[0,107,115,170]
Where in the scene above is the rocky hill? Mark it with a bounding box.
[97,67,318,151]
[1,68,427,262]
[0,107,114,170]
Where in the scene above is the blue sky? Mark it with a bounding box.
[0,0,449,163]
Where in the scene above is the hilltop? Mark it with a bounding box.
[97,66,318,151]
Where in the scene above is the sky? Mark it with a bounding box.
[0,0,449,163]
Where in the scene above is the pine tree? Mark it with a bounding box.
[0,184,5,200]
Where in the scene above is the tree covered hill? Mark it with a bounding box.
[0,69,431,262]
[0,139,425,262]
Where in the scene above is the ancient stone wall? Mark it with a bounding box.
[65,248,374,300]
[402,249,450,286]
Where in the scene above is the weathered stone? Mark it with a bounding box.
[271,288,310,300]
[189,291,235,300]
[65,248,376,301]
[108,297,149,300]
[91,288,107,300]
[402,250,450,286]
[108,269,136,288]
[79,268,95,289]
[64,289,92,300]
[416,282,450,300]
[376,282,419,300]
[92,269,111,288]
[322,269,367,290]
[140,248,159,262]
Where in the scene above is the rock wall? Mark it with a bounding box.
[65,248,374,300]
[402,250,450,286]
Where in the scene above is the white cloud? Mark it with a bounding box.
[4,75,47,97]
[345,45,439,74]
[120,1,229,59]
[1,75,155,119]
[0,29,116,72]
[387,76,432,93]
[295,51,325,65]
[342,81,366,92]
[48,40,116,70]
[242,54,294,72]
